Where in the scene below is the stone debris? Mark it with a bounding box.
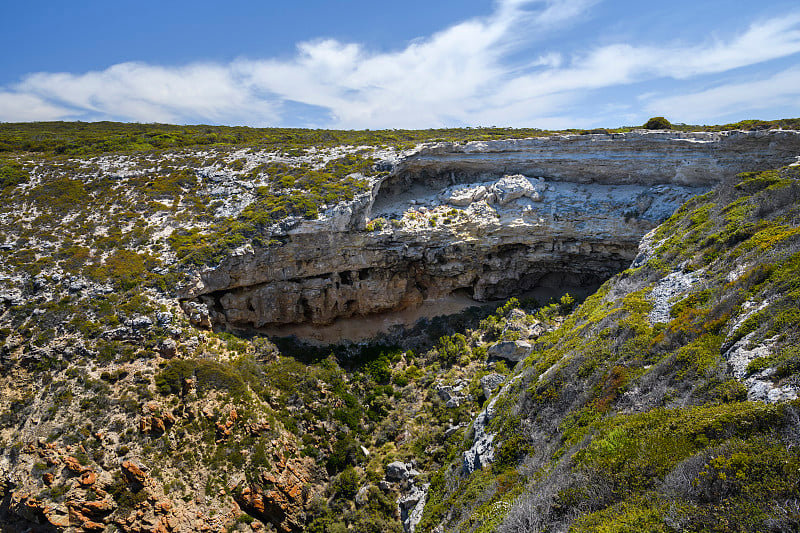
[156,311,174,326]
[464,374,522,474]
[182,301,212,329]
[126,315,154,329]
[435,380,469,408]
[724,333,798,403]
[462,407,496,475]
[233,443,325,533]
[398,483,430,533]
[440,184,488,206]
[480,373,506,398]
[0,288,25,307]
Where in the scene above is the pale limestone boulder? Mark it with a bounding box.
[488,340,533,363]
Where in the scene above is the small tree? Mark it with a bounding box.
[643,116,672,130]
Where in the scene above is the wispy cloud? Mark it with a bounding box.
[0,92,73,122]
[644,67,800,122]
[1,0,799,128]
[16,62,279,125]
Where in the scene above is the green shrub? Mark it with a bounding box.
[326,434,365,473]
[436,333,469,365]
[493,433,533,472]
[643,116,672,130]
[332,466,360,499]
[155,359,247,398]
[0,160,28,189]
[365,217,387,232]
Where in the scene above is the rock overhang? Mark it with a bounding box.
[180,130,800,336]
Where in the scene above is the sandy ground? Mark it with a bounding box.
[261,283,597,345]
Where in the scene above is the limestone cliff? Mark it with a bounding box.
[182,130,800,333]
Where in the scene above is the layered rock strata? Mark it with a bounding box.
[182,131,800,332]
[382,129,800,194]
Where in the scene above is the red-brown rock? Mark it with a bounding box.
[79,470,97,486]
[80,499,114,514]
[80,520,106,532]
[64,456,85,474]
[233,453,325,533]
[121,460,149,488]
[154,499,173,514]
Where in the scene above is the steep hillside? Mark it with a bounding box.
[421,165,800,532]
[0,122,799,533]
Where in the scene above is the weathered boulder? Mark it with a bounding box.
[488,341,532,363]
[386,461,419,482]
[355,485,371,507]
[441,184,488,206]
[64,455,86,474]
[488,174,542,204]
[120,460,149,489]
[158,338,178,358]
[78,470,96,486]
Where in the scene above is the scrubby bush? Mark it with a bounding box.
[0,160,28,189]
[332,466,360,499]
[643,116,672,130]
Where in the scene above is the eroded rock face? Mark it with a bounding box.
[182,131,800,333]
[233,453,325,533]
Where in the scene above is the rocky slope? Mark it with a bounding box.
[420,164,800,533]
[1,123,799,533]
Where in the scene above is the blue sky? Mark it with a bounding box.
[1,0,799,129]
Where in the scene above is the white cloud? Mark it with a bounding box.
[0,92,72,122]
[1,1,799,128]
[652,13,800,78]
[644,67,800,122]
[16,62,280,125]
